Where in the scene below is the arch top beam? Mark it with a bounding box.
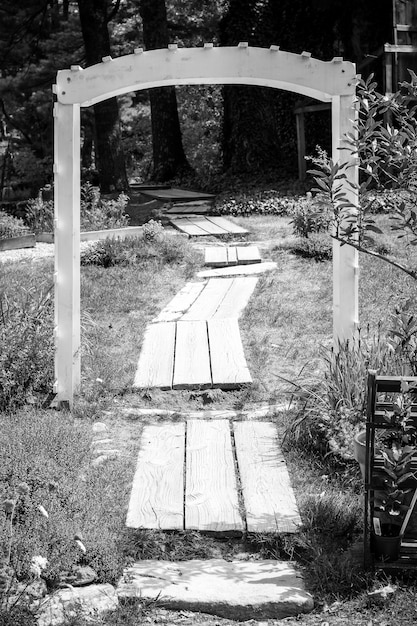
[55,45,357,107]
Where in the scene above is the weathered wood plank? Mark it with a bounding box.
[173,321,212,389]
[0,234,35,251]
[227,247,238,265]
[236,246,261,264]
[213,277,258,319]
[204,247,228,267]
[187,217,229,235]
[126,423,185,530]
[165,201,211,214]
[181,278,234,321]
[197,261,277,278]
[141,188,214,201]
[153,282,206,322]
[185,420,243,533]
[170,217,210,236]
[208,318,252,388]
[205,216,248,234]
[233,421,302,533]
[133,322,176,389]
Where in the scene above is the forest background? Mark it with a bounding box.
[0,0,392,198]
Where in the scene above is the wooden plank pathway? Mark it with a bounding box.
[127,420,302,534]
[140,188,215,202]
[170,215,248,237]
[205,246,261,267]
[197,261,277,279]
[134,276,257,390]
[134,318,252,390]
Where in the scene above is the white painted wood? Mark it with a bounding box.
[56,47,356,107]
[205,247,228,267]
[54,102,81,406]
[205,216,248,235]
[133,322,176,389]
[197,261,277,278]
[213,277,258,319]
[233,421,302,533]
[153,282,206,322]
[208,319,252,388]
[173,321,212,389]
[53,45,357,407]
[236,246,261,264]
[227,247,238,265]
[331,93,359,344]
[185,420,243,533]
[181,278,234,320]
[126,423,185,530]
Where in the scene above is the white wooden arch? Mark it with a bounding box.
[53,44,359,406]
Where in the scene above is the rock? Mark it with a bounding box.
[59,565,97,587]
[92,422,109,433]
[36,583,118,626]
[91,453,119,467]
[117,559,314,621]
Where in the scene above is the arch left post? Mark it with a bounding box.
[53,101,81,409]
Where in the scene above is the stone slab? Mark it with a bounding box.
[36,583,118,626]
[117,559,313,621]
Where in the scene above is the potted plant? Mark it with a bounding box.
[371,380,417,561]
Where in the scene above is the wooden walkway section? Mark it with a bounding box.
[205,246,261,267]
[140,188,215,202]
[134,318,251,390]
[170,215,248,237]
[126,420,302,534]
[134,276,257,390]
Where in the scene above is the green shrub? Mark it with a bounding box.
[80,183,130,231]
[80,223,198,272]
[214,189,303,216]
[289,194,332,238]
[25,193,54,234]
[0,285,54,412]
[284,330,407,460]
[290,232,332,261]
[0,212,30,240]
[24,183,130,234]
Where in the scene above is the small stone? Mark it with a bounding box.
[91,438,113,447]
[92,454,117,467]
[92,422,109,433]
[60,565,97,587]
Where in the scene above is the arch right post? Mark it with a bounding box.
[331,91,359,345]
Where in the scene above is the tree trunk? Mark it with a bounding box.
[77,0,128,192]
[138,0,191,181]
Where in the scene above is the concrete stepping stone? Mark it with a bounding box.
[117,559,313,621]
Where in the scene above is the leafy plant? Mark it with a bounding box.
[25,192,54,234]
[0,212,30,240]
[290,232,332,261]
[80,183,130,231]
[309,74,417,281]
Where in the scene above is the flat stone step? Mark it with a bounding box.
[170,215,247,237]
[117,559,314,621]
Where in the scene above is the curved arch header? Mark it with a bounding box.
[55,44,357,106]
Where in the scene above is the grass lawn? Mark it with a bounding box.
[1,215,417,625]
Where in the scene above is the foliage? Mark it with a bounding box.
[80,184,130,231]
[0,212,30,239]
[310,75,417,281]
[25,184,130,234]
[0,282,53,412]
[214,189,304,216]
[289,192,332,238]
[284,327,409,461]
[80,222,198,273]
[290,232,332,261]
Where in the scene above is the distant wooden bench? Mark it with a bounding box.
[126,420,302,534]
[170,215,248,237]
[205,246,261,267]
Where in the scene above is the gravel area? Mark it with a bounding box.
[0,241,94,264]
